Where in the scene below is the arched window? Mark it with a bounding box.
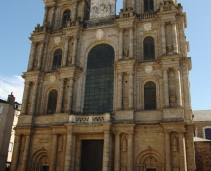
[144,0,154,12]
[84,44,114,115]
[144,36,155,60]
[47,89,58,114]
[205,128,211,140]
[52,49,62,70]
[144,81,156,110]
[62,10,71,27]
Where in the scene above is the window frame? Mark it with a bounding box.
[144,0,154,13]
[62,9,71,27]
[143,36,155,61]
[52,49,62,70]
[144,81,156,110]
[47,89,58,114]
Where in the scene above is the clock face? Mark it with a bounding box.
[145,65,153,74]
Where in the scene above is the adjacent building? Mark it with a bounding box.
[0,94,15,170]
[11,0,196,171]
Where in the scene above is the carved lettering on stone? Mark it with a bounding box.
[90,0,116,19]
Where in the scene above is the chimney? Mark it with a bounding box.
[7,92,15,105]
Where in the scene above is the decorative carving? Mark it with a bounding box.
[90,0,115,19]
[121,136,127,151]
[171,136,178,151]
[166,45,174,53]
[92,115,104,123]
[49,75,56,83]
[76,116,89,123]
[95,29,104,40]
[123,49,129,57]
[170,96,176,103]
[145,65,153,74]
[54,36,61,44]
[58,136,63,152]
[144,23,152,31]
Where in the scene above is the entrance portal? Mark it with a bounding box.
[81,140,104,171]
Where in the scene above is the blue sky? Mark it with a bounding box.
[0,1,210,110]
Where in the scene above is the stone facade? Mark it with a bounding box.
[11,0,196,171]
[0,94,15,170]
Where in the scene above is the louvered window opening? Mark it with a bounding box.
[47,89,58,114]
[144,81,156,110]
[144,0,154,12]
[84,44,114,115]
[205,128,211,140]
[52,49,62,70]
[62,10,71,27]
[144,36,155,60]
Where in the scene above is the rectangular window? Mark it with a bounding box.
[0,105,3,113]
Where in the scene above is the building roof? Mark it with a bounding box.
[194,137,211,142]
[0,99,7,104]
[193,110,211,121]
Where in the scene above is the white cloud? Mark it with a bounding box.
[0,75,24,103]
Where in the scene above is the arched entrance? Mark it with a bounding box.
[30,150,50,171]
[136,149,164,171]
[83,44,114,115]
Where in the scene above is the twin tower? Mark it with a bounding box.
[11,0,195,171]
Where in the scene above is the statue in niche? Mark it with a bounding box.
[58,136,63,151]
[20,136,26,151]
[121,136,127,151]
[171,136,178,152]
[98,3,110,18]
[123,49,129,57]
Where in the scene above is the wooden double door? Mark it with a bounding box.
[81,140,104,171]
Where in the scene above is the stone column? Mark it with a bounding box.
[37,41,45,69]
[50,5,56,27]
[114,132,120,171]
[21,82,30,114]
[123,0,126,10]
[161,22,166,55]
[129,27,134,58]
[175,68,182,107]
[127,133,134,171]
[31,81,39,114]
[132,0,135,11]
[119,28,124,60]
[72,2,77,20]
[28,42,37,71]
[128,72,134,109]
[43,6,49,25]
[57,79,64,113]
[10,135,21,171]
[81,1,85,21]
[182,63,191,110]
[50,134,58,171]
[64,131,73,171]
[67,78,74,112]
[172,21,178,54]
[63,37,70,66]
[179,132,187,171]
[164,132,171,171]
[163,69,169,107]
[117,73,123,110]
[21,135,30,171]
[71,134,76,171]
[72,35,78,65]
[103,131,110,171]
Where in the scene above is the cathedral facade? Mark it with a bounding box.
[11,0,195,171]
